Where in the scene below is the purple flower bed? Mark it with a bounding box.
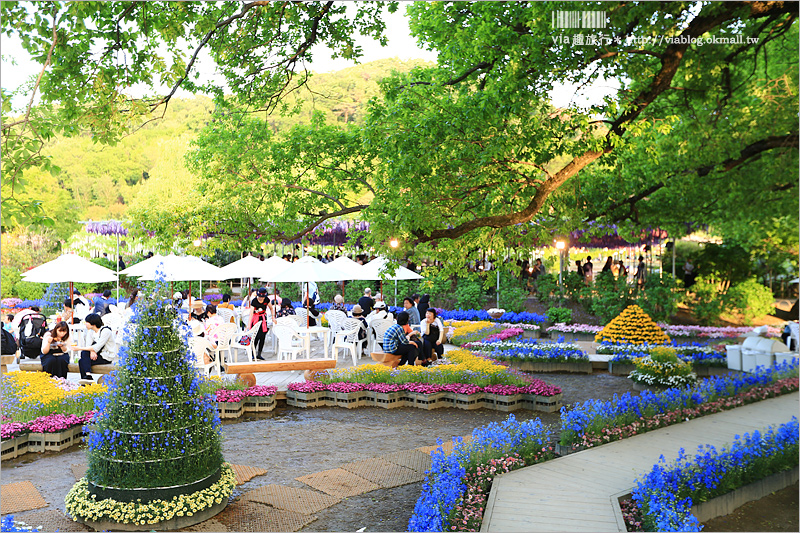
[483,327,523,343]
[2,411,96,439]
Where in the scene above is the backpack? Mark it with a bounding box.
[1,328,17,355]
[19,313,47,358]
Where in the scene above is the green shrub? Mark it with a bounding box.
[563,271,585,300]
[344,280,374,303]
[455,275,486,310]
[727,278,774,325]
[13,280,45,300]
[535,273,559,303]
[591,271,629,324]
[2,267,22,299]
[547,307,572,324]
[691,277,727,325]
[278,282,301,302]
[216,282,233,298]
[499,286,527,313]
[638,274,681,323]
[418,267,454,308]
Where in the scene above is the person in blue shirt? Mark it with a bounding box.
[93,290,112,315]
[382,311,418,366]
[403,297,420,325]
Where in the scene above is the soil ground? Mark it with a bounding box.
[702,482,799,532]
[4,371,797,532]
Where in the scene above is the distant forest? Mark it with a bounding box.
[14,58,430,240]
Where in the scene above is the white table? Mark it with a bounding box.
[295,326,331,359]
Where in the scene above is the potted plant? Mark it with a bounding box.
[628,346,697,391]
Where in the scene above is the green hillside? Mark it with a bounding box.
[5,58,430,240]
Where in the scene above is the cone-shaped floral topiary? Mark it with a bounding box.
[66,278,233,529]
[594,305,671,345]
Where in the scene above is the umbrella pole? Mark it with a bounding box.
[394,280,397,307]
[116,233,120,300]
[69,282,74,324]
[306,282,310,328]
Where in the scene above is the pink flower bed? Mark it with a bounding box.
[215,389,247,403]
[287,380,562,397]
[483,327,523,343]
[243,385,277,397]
[2,411,96,439]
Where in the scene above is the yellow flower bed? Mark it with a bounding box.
[323,348,516,385]
[594,305,671,345]
[65,463,236,525]
[445,320,498,344]
[4,371,107,406]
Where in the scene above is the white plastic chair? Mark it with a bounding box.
[324,310,347,347]
[273,324,306,361]
[210,323,238,365]
[217,307,235,326]
[333,318,368,366]
[190,337,219,376]
[369,318,395,354]
[232,322,261,363]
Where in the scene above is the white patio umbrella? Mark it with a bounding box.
[22,254,118,312]
[219,254,292,303]
[327,255,374,300]
[361,256,423,306]
[119,253,168,277]
[265,255,350,327]
[132,254,224,306]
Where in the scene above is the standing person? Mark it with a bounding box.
[575,260,584,280]
[635,255,647,288]
[421,308,445,361]
[77,313,116,380]
[249,287,271,360]
[118,255,126,271]
[601,256,614,274]
[358,288,375,316]
[417,294,431,319]
[583,256,594,284]
[683,259,696,289]
[617,260,628,282]
[382,311,419,366]
[40,321,71,379]
[403,297,420,325]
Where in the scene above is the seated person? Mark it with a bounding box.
[190,299,207,322]
[350,304,368,341]
[368,301,392,325]
[76,313,116,380]
[41,321,72,379]
[382,311,419,366]
[401,317,426,365]
[331,294,348,313]
[217,294,236,323]
[421,308,445,361]
[276,298,296,319]
[204,304,225,345]
[60,298,82,325]
[403,297,420,325]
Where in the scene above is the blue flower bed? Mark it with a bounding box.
[601,341,726,367]
[408,415,552,532]
[633,417,799,532]
[467,340,589,363]
[560,361,799,446]
[437,309,547,324]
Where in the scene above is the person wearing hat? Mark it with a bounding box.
[190,299,208,322]
[249,287,272,360]
[367,300,392,327]
[358,288,374,316]
[350,304,368,341]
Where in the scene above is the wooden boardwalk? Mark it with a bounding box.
[481,392,799,532]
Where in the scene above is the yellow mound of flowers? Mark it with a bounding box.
[594,305,670,345]
[4,371,107,407]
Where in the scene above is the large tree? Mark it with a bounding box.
[165,1,798,266]
[1,0,395,228]
[4,2,797,266]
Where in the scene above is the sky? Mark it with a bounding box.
[0,3,615,112]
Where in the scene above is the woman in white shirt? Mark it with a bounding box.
[203,304,225,346]
[76,313,116,380]
[420,308,445,361]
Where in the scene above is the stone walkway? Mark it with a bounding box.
[480,392,800,532]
